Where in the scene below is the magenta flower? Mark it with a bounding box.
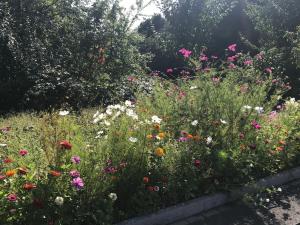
[265,68,272,74]
[19,149,28,156]
[72,177,84,190]
[179,48,192,58]
[244,60,253,66]
[199,54,208,61]
[227,56,237,62]
[228,44,237,52]
[7,194,17,202]
[166,68,173,74]
[104,166,118,174]
[228,63,236,69]
[69,170,80,178]
[71,156,81,164]
[251,120,262,130]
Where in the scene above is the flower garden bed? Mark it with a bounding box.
[0,46,299,225]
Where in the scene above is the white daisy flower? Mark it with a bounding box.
[129,137,138,143]
[58,110,69,116]
[108,193,117,201]
[54,196,64,206]
[206,136,213,145]
[191,120,198,126]
[151,115,162,124]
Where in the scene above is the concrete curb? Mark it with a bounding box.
[117,166,300,225]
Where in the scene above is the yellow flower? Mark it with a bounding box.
[155,148,165,157]
[146,134,153,139]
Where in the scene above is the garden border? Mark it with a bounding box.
[117,166,300,225]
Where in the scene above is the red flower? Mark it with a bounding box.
[143,177,150,184]
[19,149,28,156]
[194,159,201,168]
[49,170,61,177]
[147,186,154,192]
[3,158,13,163]
[59,140,72,150]
[23,183,37,190]
[18,167,28,175]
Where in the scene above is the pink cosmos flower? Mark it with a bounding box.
[179,48,192,58]
[0,174,6,180]
[269,111,278,120]
[7,194,17,202]
[19,149,28,156]
[212,77,220,84]
[228,63,236,69]
[166,68,173,74]
[227,56,236,62]
[199,54,208,61]
[72,177,84,190]
[244,60,253,66]
[228,44,237,52]
[69,170,80,178]
[251,120,262,130]
[265,68,272,74]
[127,76,136,82]
[71,156,81,164]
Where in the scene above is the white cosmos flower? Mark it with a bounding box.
[103,120,111,126]
[190,86,198,90]
[106,108,113,115]
[108,193,117,201]
[97,131,104,135]
[254,106,264,114]
[151,115,162,124]
[129,137,138,143]
[191,120,198,126]
[220,119,227,124]
[242,105,252,111]
[93,113,106,124]
[125,100,133,107]
[54,196,64,206]
[59,110,69,116]
[0,143,7,147]
[277,187,282,192]
[206,136,213,145]
[265,198,270,203]
[93,111,100,118]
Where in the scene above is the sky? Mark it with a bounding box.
[119,0,160,27]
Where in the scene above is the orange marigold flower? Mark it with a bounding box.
[143,176,150,183]
[49,170,61,177]
[158,132,165,139]
[6,170,16,177]
[146,134,153,139]
[23,183,37,190]
[155,148,165,157]
[187,134,193,139]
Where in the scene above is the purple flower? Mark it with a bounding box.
[72,177,84,190]
[71,156,81,164]
[69,170,80,178]
[179,48,192,58]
